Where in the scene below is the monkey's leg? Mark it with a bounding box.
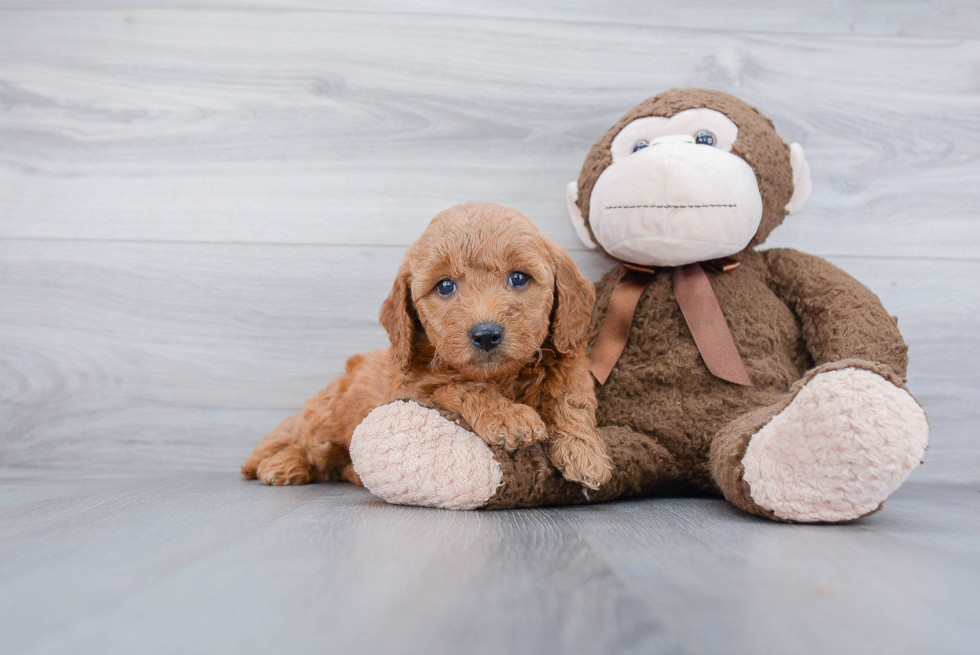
[709,360,928,522]
[349,400,682,510]
[484,424,682,509]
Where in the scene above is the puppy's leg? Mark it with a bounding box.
[540,357,613,490]
[244,414,355,486]
[255,445,315,486]
[430,383,547,450]
[241,414,305,480]
[242,351,391,486]
[242,385,345,486]
[546,426,612,491]
[241,412,320,486]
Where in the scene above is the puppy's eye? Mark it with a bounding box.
[694,130,715,146]
[507,271,530,288]
[435,279,457,296]
[632,140,649,153]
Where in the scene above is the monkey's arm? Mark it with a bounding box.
[762,248,908,377]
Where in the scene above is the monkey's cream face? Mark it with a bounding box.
[586,108,764,267]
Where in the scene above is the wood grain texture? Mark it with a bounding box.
[1,239,977,480]
[2,1,979,38]
[2,4,979,653]
[0,5,976,475]
[1,10,979,258]
[1,471,978,655]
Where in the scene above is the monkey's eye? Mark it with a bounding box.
[694,130,715,146]
[632,140,650,153]
[435,279,457,296]
[507,271,530,288]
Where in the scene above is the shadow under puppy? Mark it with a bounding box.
[242,201,612,490]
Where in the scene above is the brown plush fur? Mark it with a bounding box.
[242,202,613,490]
[469,89,914,514]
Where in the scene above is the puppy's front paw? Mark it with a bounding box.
[477,404,548,450]
[548,431,613,491]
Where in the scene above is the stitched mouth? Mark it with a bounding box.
[611,234,746,249]
[605,203,736,209]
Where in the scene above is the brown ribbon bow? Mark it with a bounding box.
[590,259,753,387]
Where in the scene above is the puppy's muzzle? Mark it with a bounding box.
[470,322,503,352]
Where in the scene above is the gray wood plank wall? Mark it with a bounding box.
[1,1,978,480]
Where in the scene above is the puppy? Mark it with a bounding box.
[241,202,612,490]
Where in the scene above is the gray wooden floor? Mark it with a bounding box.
[2,2,979,653]
[2,470,979,655]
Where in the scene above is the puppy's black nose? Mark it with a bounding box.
[470,322,503,351]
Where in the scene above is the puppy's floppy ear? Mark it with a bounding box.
[549,242,595,356]
[380,258,417,371]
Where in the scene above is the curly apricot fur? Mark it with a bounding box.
[242,202,611,490]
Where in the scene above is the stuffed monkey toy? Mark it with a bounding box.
[350,89,929,522]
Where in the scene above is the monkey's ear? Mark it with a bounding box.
[566,181,598,249]
[549,241,596,356]
[379,259,417,371]
[785,142,812,215]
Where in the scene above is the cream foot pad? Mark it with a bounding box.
[742,368,929,522]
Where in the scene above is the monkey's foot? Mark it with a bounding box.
[349,400,503,510]
[741,368,929,522]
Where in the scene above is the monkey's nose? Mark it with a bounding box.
[470,322,504,351]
